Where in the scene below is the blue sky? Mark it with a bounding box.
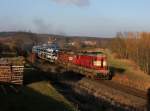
[0,0,150,37]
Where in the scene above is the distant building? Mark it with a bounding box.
[83,40,97,46]
[68,42,76,46]
[48,37,56,44]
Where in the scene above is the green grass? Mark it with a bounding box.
[0,81,76,111]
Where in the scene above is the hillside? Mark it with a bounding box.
[105,49,150,91]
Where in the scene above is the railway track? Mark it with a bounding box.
[86,78,147,100]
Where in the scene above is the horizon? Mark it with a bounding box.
[0,31,114,38]
[0,0,150,37]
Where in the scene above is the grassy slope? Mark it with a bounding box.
[27,81,75,110]
[105,49,150,90]
[0,81,75,111]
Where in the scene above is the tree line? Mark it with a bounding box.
[110,32,150,74]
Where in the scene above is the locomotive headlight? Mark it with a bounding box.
[103,61,107,67]
[93,61,101,66]
[69,57,73,61]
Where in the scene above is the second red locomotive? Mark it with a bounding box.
[57,51,111,80]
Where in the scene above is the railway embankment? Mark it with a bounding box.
[75,78,146,110]
[33,60,148,111]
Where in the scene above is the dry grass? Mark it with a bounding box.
[105,49,150,91]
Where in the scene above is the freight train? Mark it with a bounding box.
[32,44,111,80]
[32,43,59,62]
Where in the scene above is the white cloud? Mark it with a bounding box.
[51,0,90,7]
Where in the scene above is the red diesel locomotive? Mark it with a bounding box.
[32,45,111,80]
[57,51,111,80]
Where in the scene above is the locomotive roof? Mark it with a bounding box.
[79,51,105,56]
[62,51,106,56]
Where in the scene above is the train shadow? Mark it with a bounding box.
[23,66,84,85]
[59,71,85,82]
[23,69,48,85]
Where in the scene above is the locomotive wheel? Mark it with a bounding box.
[104,75,110,80]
